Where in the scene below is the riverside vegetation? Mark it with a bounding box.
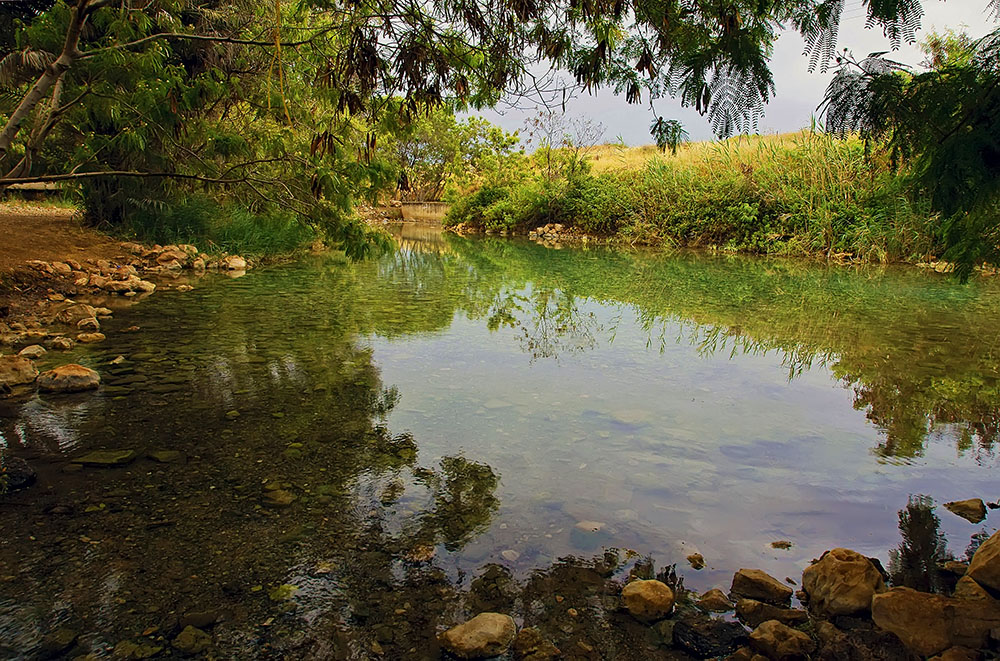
[444,131,938,265]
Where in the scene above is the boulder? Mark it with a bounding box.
[54,303,96,325]
[732,569,793,606]
[673,614,749,658]
[736,599,809,628]
[871,586,1000,656]
[438,612,516,659]
[17,344,46,360]
[967,529,1000,593]
[622,579,675,620]
[802,548,887,616]
[37,364,100,392]
[698,588,734,612]
[157,247,189,265]
[77,317,100,332]
[750,620,815,660]
[953,575,992,601]
[944,499,988,524]
[814,621,918,661]
[0,355,39,389]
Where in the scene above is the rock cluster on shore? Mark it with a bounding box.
[434,533,1000,660]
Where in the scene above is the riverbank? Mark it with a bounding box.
[0,203,255,396]
[443,132,942,266]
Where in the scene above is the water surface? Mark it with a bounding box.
[1,225,998,657]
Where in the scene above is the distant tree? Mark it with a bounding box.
[650,117,688,155]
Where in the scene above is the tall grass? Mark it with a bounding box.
[446,132,938,263]
[118,196,317,256]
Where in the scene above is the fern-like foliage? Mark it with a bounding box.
[865,0,925,49]
[0,49,54,88]
[791,0,845,73]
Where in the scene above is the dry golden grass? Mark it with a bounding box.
[586,131,823,174]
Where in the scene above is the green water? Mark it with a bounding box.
[1,225,998,657]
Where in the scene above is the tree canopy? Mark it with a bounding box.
[0,0,997,262]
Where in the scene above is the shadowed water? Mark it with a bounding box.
[0,225,997,658]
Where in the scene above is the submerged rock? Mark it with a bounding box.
[172,625,212,655]
[50,336,75,350]
[147,450,186,464]
[749,620,815,660]
[76,332,106,344]
[71,449,137,466]
[1,455,36,491]
[732,568,793,606]
[966,529,1000,593]
[438,612,516,659]
[38,628,78,657]
[262,489,296,507]
[37,364,100,392]
[944,499,988,524]
[672,614,749,658]
[735,599,809,628]
[113,640,163,659]
[621,578,675,620]
[802,548,886,616]
[511,627,560,660]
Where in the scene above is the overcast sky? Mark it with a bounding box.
[472,0,998,144]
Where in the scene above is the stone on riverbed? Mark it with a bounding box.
[871,586,1000,656]
[697,588,734,612]
[622,578,675,620]
[731,568,793,606]
[1,455,36,491]
[0,355,38,389]
[147,450,186,464]
[749,620,815,660]
[71,449,137,466]
[966,529,1000,593]
[76,332,106,344]
[672,614,749,658]
[438,612,516,659]
[17,344,46,359]
[801,547,886,616]
[50,336,75,350]
[944,499,988,524]
[54,303,96,325]
[76,317,100,332]
[262,489,296,507]
[37,364,100,392]
[735,599,808,628]
[172,625,212,655]
[511,627,560,659]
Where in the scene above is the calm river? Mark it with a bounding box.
[1,224,997,658]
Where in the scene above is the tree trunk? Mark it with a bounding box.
[0,3,88,165]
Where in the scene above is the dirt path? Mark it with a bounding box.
[0,204,125,274]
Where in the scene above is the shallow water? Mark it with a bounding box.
[1,225,998,657]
